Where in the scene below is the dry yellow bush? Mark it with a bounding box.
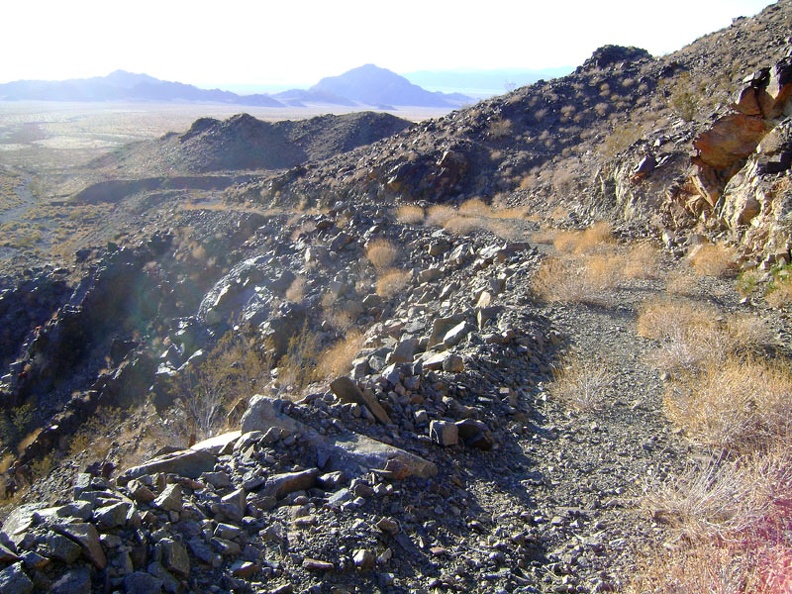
[531,251,624,303]
[443,215,483,235]
[490,205,529,220]
[365,238,399,271]
[664,356,792,453]
[638,300,772,375]
[636,300,717,341]
[552,221,615,255]
[688,242,739,277]
[622,242,661,280]
[625,540,749,594]
[395,204,425,224]
[765,269,792,308]
[665,269,700,295]
[635,446,792,592]
[318,331,365,378]
[458,198,490,217]
[277,325,322,389]
[549,353,616,412]
[642,458,753,535]
[425,205,456,227]
[376,268,411,299]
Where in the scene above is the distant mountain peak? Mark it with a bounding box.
[308,64,469,108]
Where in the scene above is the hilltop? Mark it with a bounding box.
[0,2,790,593]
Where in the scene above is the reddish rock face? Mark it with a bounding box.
[693,114,772,171]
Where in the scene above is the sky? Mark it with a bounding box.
[1,0,777,89]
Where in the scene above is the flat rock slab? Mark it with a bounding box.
[0,504,47,547]
[118,449,217,485]
[191,430,241,455]
[241,395,436,479]
[325,431,437,479]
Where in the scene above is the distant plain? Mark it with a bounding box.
[0,101,451,171]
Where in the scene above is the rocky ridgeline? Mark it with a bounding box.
[0,199,593,592]
[227,3,792,268]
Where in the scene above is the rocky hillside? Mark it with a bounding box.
[89,111,413,177]
[229,2,792,265]
[0,2,791,593]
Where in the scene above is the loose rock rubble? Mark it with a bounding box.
[2,3,792,592]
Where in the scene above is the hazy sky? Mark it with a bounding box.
[2,0,777,88]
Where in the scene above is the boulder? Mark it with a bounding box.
[0,562,33,594]
[52,522,107,569]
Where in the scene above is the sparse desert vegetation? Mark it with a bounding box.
[1,4,792,592]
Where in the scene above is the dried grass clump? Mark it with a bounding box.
[285,276,307,302]
[458,198,490,217]
[549,354,616,412]
[622,242,661,280]
[625,540,748,594]
[530,257,589,303]
[765,267,792,309]
[376,268,411,299]
[664,357,792,453]
[443,215,483,235]
[638,300,773,375]
[318,331,365,378]
[395,204,425,225]
[636,299,717,341]
[366,238,399,271]
[277,325,322,390]
[635,447,792,592]
[531,249,627,303]
[666,269,701,295]
[552,221,615,255]
[688,242,739,277]
[425,205,456,227]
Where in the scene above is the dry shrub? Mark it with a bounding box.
[425,205,456,227]
[458,198,490,217]
[443,215,483,235]
[549,353,616,412]
[638,300,772,375]
[531,256,589,303]
[666,268,701,295]
[664,356,792,453]
[625,540,749,594]
[277,325,322,390]
[622,242,661,280]
[765,267,792,309]
[285,276,306,302]
[531,254,619,303]
[376,268,411,299]
[552,221,614,255]
[490,205,528,220]
[395,204,425,224]
[688,243,739,277]
[366,238,399,271]
[318,331,365,378]
[635,448,792,592]
[636,299,717,341]
[642,449,792,537]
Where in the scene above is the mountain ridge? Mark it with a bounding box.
[0,65,473,108]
